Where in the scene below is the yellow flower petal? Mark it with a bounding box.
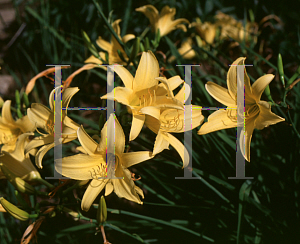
[98,115,125,156]
[227,57,246,100]
[112,166,143,204]
[140,106,161,120]
[81,179,108,211]
[121,151,153,168]
[105,182,114,196]
[96,37,112,51]
[27,104,53,133]
[122,34,135,43]
[56,154,104,180]
[114,65,134,90]
[35,143,54,168]
[144,115,160,134]
[77,126,98,156]
[15,115,35,134]
[63,116,80,131]
[175,82,191,104]
[162,132,189,168]
[240,116,256,162]
[133,51,159,92]
[205,82,236,107]
[255,101,285,130]
[62,87,80,108]
[153,130,169,155]
[24,135,53,155]
[135,5,159,32]
[129,114,145,141]
[2,101,15,124]
[198,109,237,135]
[101,87,132,106]
[84,55,102,65]
[252,74,274,102]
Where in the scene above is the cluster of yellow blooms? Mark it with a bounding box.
[0,5,284,216]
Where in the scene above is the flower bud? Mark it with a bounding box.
[23,93,30,107]
[81,30,100,59]
[0,197,30,221]
[129,37,140,62]
[277,54,285,88]
[0,164,36,195]
[97,196,107,224]
[0,96,4,108]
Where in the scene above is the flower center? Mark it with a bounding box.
[45,114,66,135]
[160,109,183,132]
[0,128,20,145]
[138,89,156,108]
[89,153,118,180]
[245,104,259,119]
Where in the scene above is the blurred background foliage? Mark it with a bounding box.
[0,0,300,243]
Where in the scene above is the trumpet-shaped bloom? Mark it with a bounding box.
[198,57,285,161]
[136,5,189,37]
[192,21,216,45]
[56,115,153,211]
[85,19,135,65]
[0,133,41,181]
[0,100,35,152]
[145,77,204,167]
[25,88,80,168]
[215,12,258,45]
[101,51,184,141]
[168,38,196,62]
[192,12,258,47]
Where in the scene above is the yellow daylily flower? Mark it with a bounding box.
[192,20,216,45]
[0,100,35,152]
[145,77,204,167]
[56,115,153,211]
[215,12,258,45]
[136,5,189,37]
[168,38,196,62]
[101,51,184,141]
[85,19,135,65]
[25,87,80,168]
[0,133,41,181]
[198,57,285,161]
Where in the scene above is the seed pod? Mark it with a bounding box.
[0,197,30,221]
[97,196,107,224]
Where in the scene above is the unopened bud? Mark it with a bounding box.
[0,164,36,194]
[277,54,285,88]
[129,37,140,62]
[97,196,107,224]
[0,96,4,108]
[82,30,100,59]
[0,197,30,221]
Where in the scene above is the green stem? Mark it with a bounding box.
[287,109,300,140]
[92,0,128,56]
[35,178,55,189]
